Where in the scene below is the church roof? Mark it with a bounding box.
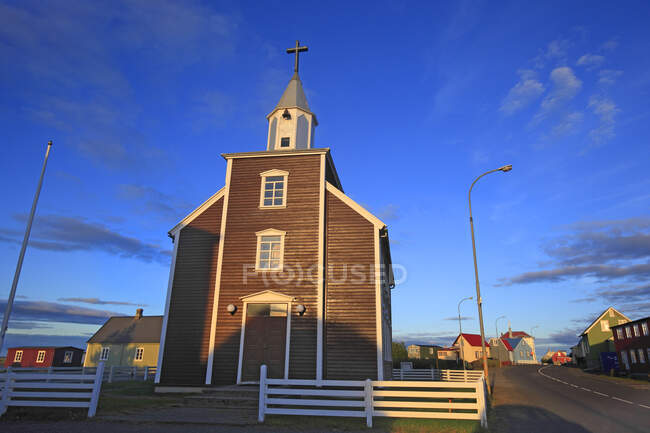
[274,72,310,112]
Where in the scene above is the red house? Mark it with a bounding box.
[612,317,650,375]
[4,346,84,368]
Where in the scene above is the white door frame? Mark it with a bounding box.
[236,290,295,384]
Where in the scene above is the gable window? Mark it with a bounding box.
[63,351,73,364]
[260,169,288,208]
[600,320,610,332]
[280,137,290,148]
[642,322,649,336]
[14,350,23,362]
[135,347,144,361]
[100,347,110,361]
[255,229,286,271]
[36,350,46,363]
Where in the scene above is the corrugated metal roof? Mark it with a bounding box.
[87,316,162,344]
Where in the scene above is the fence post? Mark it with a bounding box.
[88,361,105,418]
[476,377,488,429]
[431,368,435,381]
[144,367,149,381]
[108,365,114,383]
[364,378,373,428]
[132,366,136,379]
[400,368,403,381]
[464,370,468,382]
[258,365,267,423]
[0,370,13,416]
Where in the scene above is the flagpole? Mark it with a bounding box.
[0,141,53,355]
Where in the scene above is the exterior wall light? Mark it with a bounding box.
[227,304,237,315]
[296,304,306,316]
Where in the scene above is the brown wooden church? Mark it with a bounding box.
[155,43,394,386]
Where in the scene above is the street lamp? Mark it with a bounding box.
[469,164,512,395]
[495,315,506,340]
[457,296,473,370]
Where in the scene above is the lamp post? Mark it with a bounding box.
[495,315,506,340]
[469,164,512,395]
[457,296,473,370]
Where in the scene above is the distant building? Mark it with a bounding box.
[500,325,537,361]
[489,338,514,364]
[574,307,630,370]
[611,316,649,375]
[84,308,162,367]
[503,338,536,364]
[407,344,441,360]
[452,333,490,363]
[542,350,571,365]
[436,347,459,361]
[4,346,84,368]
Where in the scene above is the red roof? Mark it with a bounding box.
[500,338,514,351]
[500,331,531,338]
[458,333,490,347]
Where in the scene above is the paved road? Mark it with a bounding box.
[492,365,650,433]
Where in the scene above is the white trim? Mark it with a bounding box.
[155,229,181,383]
[222,149,330,160]
[168,188,225,235]
[316,154,325,382]
[259,169,289,209]
[236,291,294,384]
[325,182,385,229]
[374,228,384,381]
[14,350,23,362]
[581,307,631,336]
[255,229,286,272]
[205,159,233,384]
[36,350,46,363]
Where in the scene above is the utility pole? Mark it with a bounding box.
[0,141,53,355]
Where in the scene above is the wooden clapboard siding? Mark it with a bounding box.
[159,198,223,385]
[212,154,321,384]
[325,190,378,380]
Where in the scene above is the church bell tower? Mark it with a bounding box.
[266,41,318,151]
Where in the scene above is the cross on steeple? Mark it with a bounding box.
[286,40,308,73]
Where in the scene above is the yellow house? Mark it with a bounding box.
[84,309,162,367]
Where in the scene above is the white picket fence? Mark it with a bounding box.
[514,360,540,365]
[0,362,105,417]
[392,368,484,382]
[0,365,156,383]
[258,365,487,428]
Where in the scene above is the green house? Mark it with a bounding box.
[575,307,630,370]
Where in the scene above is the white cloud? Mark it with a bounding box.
[552,111,584,136]
[533,39,571,68]
[588,96,620,145]
[577,54,605,70]
[601,39,619,51]
[533,67,582,123]
[599,69,623,85]
[500,70,545,114]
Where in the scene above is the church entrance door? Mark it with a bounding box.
[241,303,288,382]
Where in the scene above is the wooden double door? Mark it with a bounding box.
[241,303,288,382]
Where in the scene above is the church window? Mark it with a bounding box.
[259,169,289,208]
[14,350,23,362]
[255,229,286,271]
[280,137,290,147]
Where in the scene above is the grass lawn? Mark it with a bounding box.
[267,415,486,433]
[98,381,186,414]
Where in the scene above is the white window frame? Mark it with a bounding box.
[620,350,629,369]
[135,347,144,362]
[100,346,110,361]
[616,328,623,340]
[14,350,23,362]
[633,324,640,337]
[600,320,610,332]
[639,349,646,364]
[36,350,46,363]
[63,351,74,364]
[625,326,631,338]
[259,169,289,209]
[630,349,637,364]
[642,322,649,336]
[255,228,286,272]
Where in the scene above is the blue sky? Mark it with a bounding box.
[1,0,649,355]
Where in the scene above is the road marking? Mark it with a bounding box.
[592,391,609,397]
[570,384,579,388]
[580,387,591,391]
[612,397,634,405]
[639,404,650,409]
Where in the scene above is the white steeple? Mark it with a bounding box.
[266,41,317,151]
